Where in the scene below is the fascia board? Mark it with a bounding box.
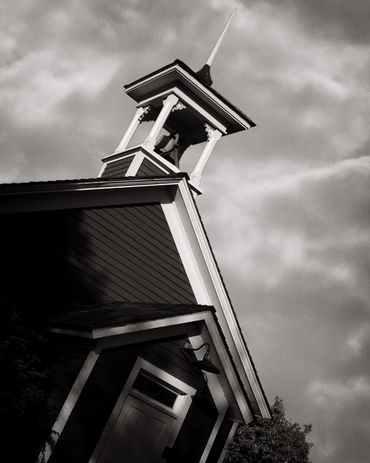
[200,314,255,423]
[44,310,254,420]
[125,63,253,131]
[45,310,253,422]
[45,311,210,339]
[174,178,271,419]
[138,87,228,134]
[0,176,183,214]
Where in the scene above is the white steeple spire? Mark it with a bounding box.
[206,7,237,67]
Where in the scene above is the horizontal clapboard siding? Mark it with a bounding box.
[0,203,195,309]
[101,156,134,178]
[49,337,217,463]
[75,204,196,303]
[136,157,168,176]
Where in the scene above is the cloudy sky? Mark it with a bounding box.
[1,1,369,461]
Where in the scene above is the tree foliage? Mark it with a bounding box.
[225,397,312,463]
[0,300,53,461]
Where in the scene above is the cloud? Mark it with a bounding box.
[201,149,369,463]
[203,156,369,293]
[0,1,369,462]
[305,375,370,461]
[346,323,370,357]
[254,0,370,44]
[307,376,370,409]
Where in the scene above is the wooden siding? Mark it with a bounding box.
[0,204,195,312]
[100,156,134,178]
[49,337,218,463]
[136,157,168,176]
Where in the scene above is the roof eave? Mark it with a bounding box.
[124,60,256,132]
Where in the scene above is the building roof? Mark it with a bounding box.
[0,174,187,194]
[36,302,213,333]
[0,174,187,214]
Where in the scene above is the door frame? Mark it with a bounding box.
[89,357,196,463]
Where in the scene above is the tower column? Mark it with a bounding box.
[191,124,222,188]
[144,94,179,150]
[114,105,151,153]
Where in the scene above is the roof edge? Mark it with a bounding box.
[124,59,256,128]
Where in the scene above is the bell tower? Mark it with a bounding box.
[98,10,255,193]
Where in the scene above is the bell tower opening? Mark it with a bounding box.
[98,10,255,194]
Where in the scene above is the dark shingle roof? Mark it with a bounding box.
[37,302,213,333]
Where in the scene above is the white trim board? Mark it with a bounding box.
[186,333,228,463]
[138,86,228,134]
[37,350,99,463]
[218,421,239,463]
[46,310,211,339]
[125,63,252,130]
[165,178,270,419]
[97,153,136,178]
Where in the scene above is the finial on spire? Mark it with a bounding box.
[196,7,237,86]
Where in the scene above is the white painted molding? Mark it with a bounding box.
[125,63,252,130]
[100,144,180,175]
[97,153,136,178]
[89,357,196,463]
[161,202,211,305]
[172,101,187,112]
[47,311,211,339]
[200,317,253,423]
[125,151,145,176]
[200,406,228,463]
[163,197,255,421]
[144,94,179,150]
[139,86,227,135]
[218,421,239,463]
[141,154,170,174]
[146,148,181,173]
[96,162,107,178]
[37,350,99,463]
[187,333,228,463]
[191,125,222,189]
[176,178,271,419]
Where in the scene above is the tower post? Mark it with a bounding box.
[144,94,179,150]
[191,125,222,188]
[114,105,151,153]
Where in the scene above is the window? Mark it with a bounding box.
[132,370,178,409]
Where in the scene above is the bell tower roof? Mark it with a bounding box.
[124,59,255,138]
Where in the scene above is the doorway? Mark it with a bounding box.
[90,358,196,463]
